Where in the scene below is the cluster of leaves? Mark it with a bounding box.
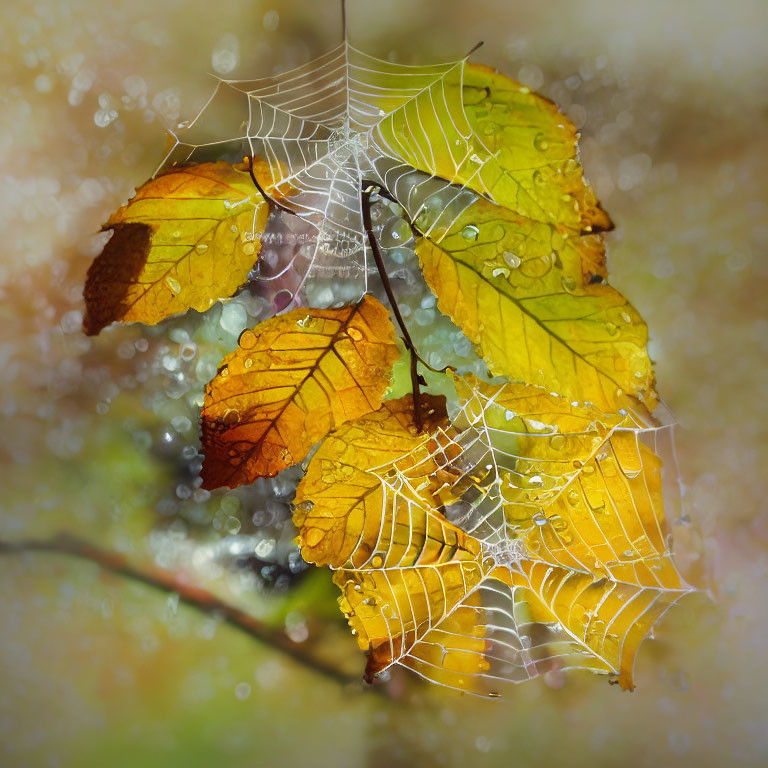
[84,51,696,696]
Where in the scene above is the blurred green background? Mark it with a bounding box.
[0,0,766,766]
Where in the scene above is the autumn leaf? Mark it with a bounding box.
[377,62,611,235]
[201,295,399,490]
[294,395,491,689]
[83,160,272,335]
[293,394,474,568]
[294,381,695,694]
[454,374,687,590]
[414,198,656,410]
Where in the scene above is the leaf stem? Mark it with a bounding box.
[0,533,364,690]
[361,184,424,430]
[244,155,296,217]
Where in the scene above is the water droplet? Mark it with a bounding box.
[223,409,240,426]
[195,242,208,253]
[242,241,256,256]
[605,322,618,336]
[561,276,576,292]
[492,267,510,279]
[549,434,566,451]
[347,327,363,342]
[380,217,413,247]
[461,224,480,240]
[164,276,181,294]
[533,132,549,152]
[305,528,324,547]
[503,251,521,268]
[239,328,257,349]
[371,554,384,567]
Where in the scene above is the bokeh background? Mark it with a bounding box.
[1,0,766,766]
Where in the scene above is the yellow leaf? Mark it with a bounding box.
[507,562,687,691]
[83,160,271,335]
[335,561,487,682]
[294,394,477,569]
[201,295,399,490]
[416,198,656,410]
[294,394,492,690]
[454,375,686,590]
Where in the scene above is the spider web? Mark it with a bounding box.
[333,384,699,696]
[156,41,488,304]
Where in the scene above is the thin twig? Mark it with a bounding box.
[361,184,424,430]
[0,533,363,690]
[464,40,485,58]
[361,179,456,378]
[245,155,296,216]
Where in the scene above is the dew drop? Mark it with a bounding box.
[164,276,181,294]
[195,242,209,253]
[239,328,257,349]
[461,224,480,240]
[503,251,521,268]
[549,434,566,451]
[533,132,549,152]
[223,409,240,426]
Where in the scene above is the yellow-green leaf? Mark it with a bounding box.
[374,62,611,234]
[416,198,656,410]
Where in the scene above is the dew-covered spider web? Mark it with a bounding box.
[156,40,492,307]
[331,383,700,696]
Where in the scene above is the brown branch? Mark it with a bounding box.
[244,155,296,216]
[0,533,366,690]
[361,183,424,430]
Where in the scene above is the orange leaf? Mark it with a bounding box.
[201,295,399,490]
